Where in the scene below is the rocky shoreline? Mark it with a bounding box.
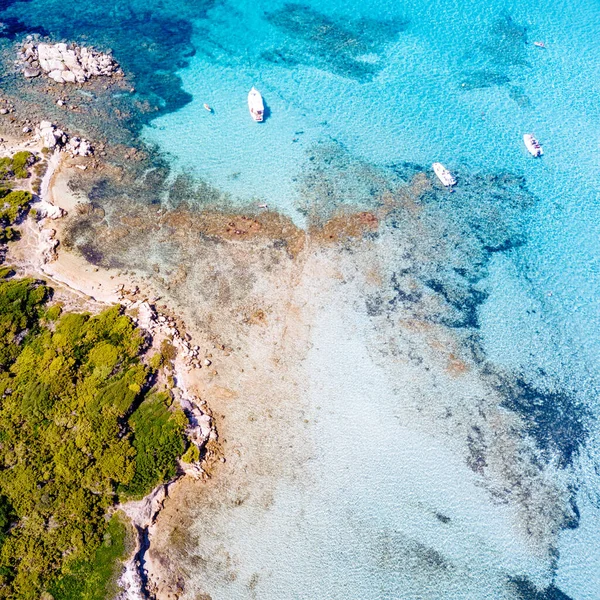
[1,128,219,600]
[18,36,122,83]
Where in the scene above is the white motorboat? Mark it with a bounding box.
[533,41,546,48]
[432,162,456,187]
[248,87,264,122]
[523,134,543,157]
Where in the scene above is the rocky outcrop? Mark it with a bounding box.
[36,121,93,156]
[19,39,122,83]
[115,300,217,599]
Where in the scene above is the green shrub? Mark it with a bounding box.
[0,158,12,180]
[0,266,14,279]
[0,152,36,180]
[120,392,186,499]
[0,190,32,224]
[0,278,187,597]
[47,513,130,600]
[0,227,20,243]
[11,151,35,179]
[160,338,177,362]
[181,443,199,464]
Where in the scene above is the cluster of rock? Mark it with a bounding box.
[130,299,217,454]
[116,300,218,599]
[19,39,122,83]
[36,121,93,156]
[129,299,213,372]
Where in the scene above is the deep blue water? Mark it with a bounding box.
[2,0,600,598]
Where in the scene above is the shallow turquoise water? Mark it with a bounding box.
[2,0,600,597]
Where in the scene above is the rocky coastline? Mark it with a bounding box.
[18,36,122,83]
[1,125,219,600]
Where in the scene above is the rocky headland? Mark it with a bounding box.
[1,129,220,600]
[18,37,122,83]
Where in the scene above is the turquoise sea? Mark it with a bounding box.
[2,0,600,598]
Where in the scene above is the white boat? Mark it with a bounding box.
[432,162,456,187]
[533,41,546,48]
[248,87,264,122]
[523,134,543,157]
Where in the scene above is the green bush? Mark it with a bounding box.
[0,158,12,180]
[0,277,187,597]
[47,513,130,600]
[45,303,63,322]
[0,228,20,243]
[11,152,35,179]
[120,392,186,499]
[0,152,36,180]
[181,443,200,464]
[0,190,32,224]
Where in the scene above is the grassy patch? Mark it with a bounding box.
[120,392,187,499]
[47,513,131,600]
[0,190,32,224]
[0,152,35,180]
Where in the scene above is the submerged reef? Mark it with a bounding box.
[55,131,589,589]
[264,3,408,81]
[0,0,206,145]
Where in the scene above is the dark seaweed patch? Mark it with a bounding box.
[424,279,487,329]
[509,577,575,600]
[0,17,47,40]
[460,70,511,90]
[388,161,424,183]
[458,13,530,103]
[497,377,590,468]
[265,3,407,81]
[78,242,104,266]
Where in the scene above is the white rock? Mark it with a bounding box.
[47,70,65,83]
[78,140,91,156]
[24,41,120,83]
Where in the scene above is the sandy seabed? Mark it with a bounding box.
[0,130,577,600]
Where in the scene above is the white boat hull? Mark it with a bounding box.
[248,87,264,122]
[432,162,456,187]
[523,134,543,157]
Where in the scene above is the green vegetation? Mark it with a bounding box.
[0,159,12,181]
[0,152,35,181]
[0,152,37,240]
[0,190,32,225]
[0,274,188,598]
[121,392,186,499]
[47,514,130,600]
[181,443,200,464]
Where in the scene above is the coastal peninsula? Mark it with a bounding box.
[0,8,594,598]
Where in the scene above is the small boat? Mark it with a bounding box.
[432,162,456,187]
[203,103,213,112]
[533,41,546,48]
[523,134,543,157]
[258,203,268,209]
[248,87,264,122]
